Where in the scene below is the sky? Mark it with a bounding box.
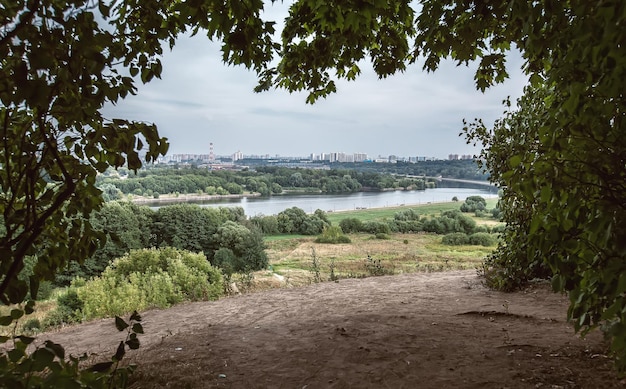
[103,4,529,160]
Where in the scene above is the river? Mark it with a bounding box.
[148,181,498,217]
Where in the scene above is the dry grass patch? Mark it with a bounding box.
[264,232,493,287]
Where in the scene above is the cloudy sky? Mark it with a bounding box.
[103,4,528,160]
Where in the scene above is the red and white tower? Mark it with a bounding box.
[209,142,215,162]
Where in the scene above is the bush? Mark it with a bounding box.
[75,248,222,319]
[315,226,351,244]
[442,233,470,245]
[374,233,390,240]
[394,208,421,221]
[250,215,279,234]
[41,288,85,328]
[390,220,422,233]
[58,289,84,312]
[468,232,497,246]
[339,218,364,233]
[21,318,41,333]
[460,196,487,212]
[491,224,505,234]
[362,221,391,235]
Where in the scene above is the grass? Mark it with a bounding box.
[325,198,499,224]
[0,297,60,336]
[264,232,495,287]
[258,199,502,288]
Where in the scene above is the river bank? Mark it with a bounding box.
[129,192,261,205]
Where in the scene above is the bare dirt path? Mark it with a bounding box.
[43,270,622,388]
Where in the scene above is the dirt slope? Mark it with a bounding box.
[43,270,622,388]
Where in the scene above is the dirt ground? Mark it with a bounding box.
[42,270,623,388]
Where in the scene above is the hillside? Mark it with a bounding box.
[38,270,621,388]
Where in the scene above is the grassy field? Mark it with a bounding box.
[325,198,498,224]
[254,198,502,289]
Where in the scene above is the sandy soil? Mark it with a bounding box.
[42,270,623,388]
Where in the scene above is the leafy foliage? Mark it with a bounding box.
[315,226,351,244]
[212,222,268,273]
[460,196,487,213]
[441,232,469,246]
[0,308,143,388]
[74,248,222,320]
[276,207,329,235]
[466,54,625,369]
[338,218,364,234]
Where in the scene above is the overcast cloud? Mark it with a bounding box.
[103,4,528,160]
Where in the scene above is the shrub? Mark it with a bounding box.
[339,218,363,233]
[491,224,505,234]
[42,288,85,328]
[58,289,84,313]
[460,196,487,212]
[315,226,351,244]
[374,233,390,240]
[364,255,392,276]
[362,221,391,235]
[75,248,222,319]
[21,318,41,333]
[250,215,279,234]
[442,233,470,245]
[390,220,422,233]
[394,208,420,221]
[468,232,497,246]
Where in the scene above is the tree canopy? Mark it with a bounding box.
[0,0,275,303]
[2,0,625,372]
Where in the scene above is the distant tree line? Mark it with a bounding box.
[97,166,439,199]
[332,159,488,181]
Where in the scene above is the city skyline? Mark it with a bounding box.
[163,147,474,163]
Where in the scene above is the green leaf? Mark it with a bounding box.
[31,348,55,372]
[132,323,144,334]
[25,300,36,315]
[115,316,129,332]
[125,337,140,350]
[16,336,35,345]
[9,309,23,320]
[44,340,65,359]
[508,155,522,168]
[0,316,14,326]
[8,348,25,363]
[129,311,141,322]
[113,340,125,361]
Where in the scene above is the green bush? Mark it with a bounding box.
[75,248,222,319]
[460,196,487,212]
[21,318,41,333]
[442,233,470,245]
[374,233,390,240]
[315,226,351,244]
[362,221,391,235]
[339,218,363,233]
[468,232,497,246]
[42,289,84,328]
[491,224,505,234]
